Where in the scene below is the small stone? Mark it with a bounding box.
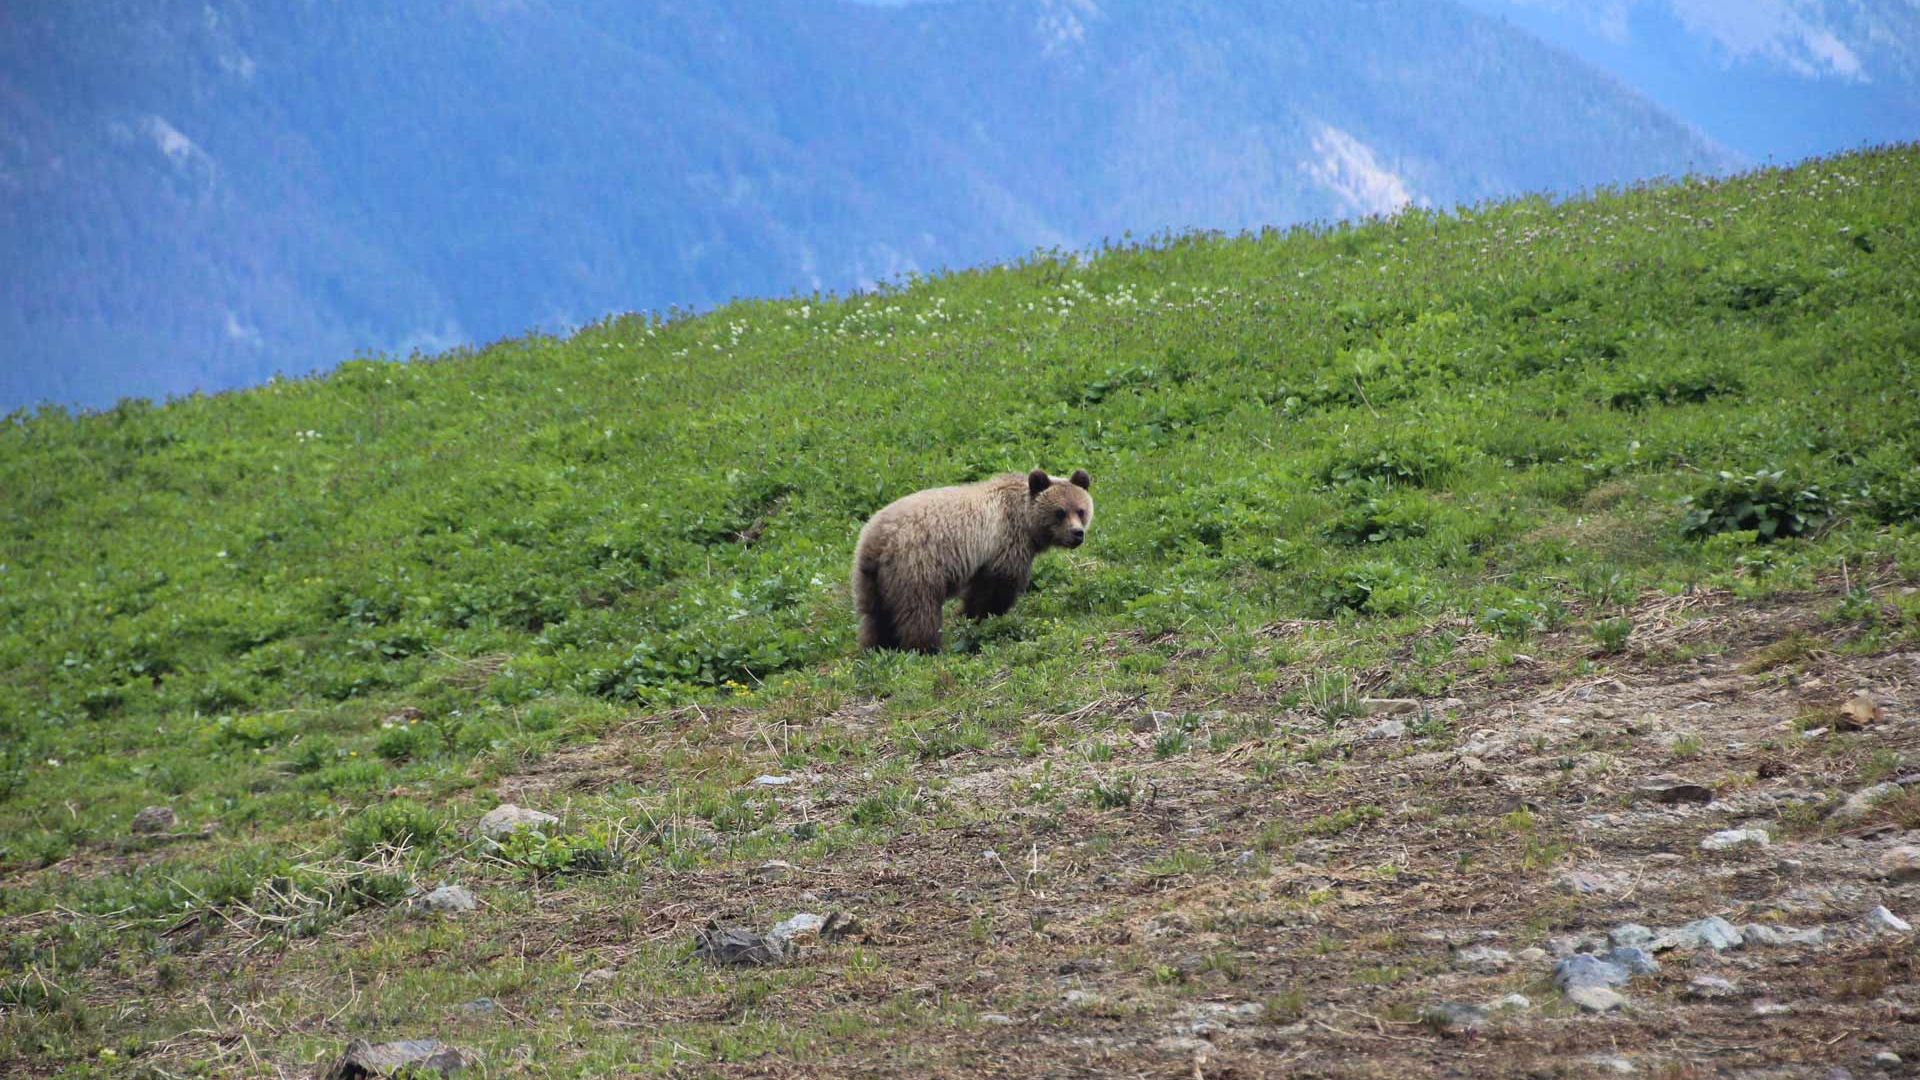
[1584,1056,1635,1075]
[1453,945,1513,971]
[1835,782,1902,822]
[1608,924,1654,949]
[1516,947,1547,963]
[1419,1002,1489,1035]
[1556,869,1625,895]
[419,885,477,914]
[1740,923,1825,947]
[1604,946,1659,976]
[1553,953,1631,989]
[476,804,559,841]
[325,1039,472,1078]
[694,921,784,967]
[1651,916,1744,953]
[1873,1051,1902,1068]
[1154,1035,1211,1056]
[1701,828,1769,852]
[1876,845,1920,882]
[1361,698,1420,717]
[1838,691,1885,730]
[980,1012,1015,1026]
[1565,984,1626,1012]
[1367,719,1408,739]
[751,774,794,787]
[1752,1000,1793,1016]
[130,805,176,834]
[1490,993,1531,1012]
[1645,852,1685,866]
[1686,975,1739,999]
[1063,989,1100,1007]
[1865,906,1912,935]
[1635,777,1715,805]
[768,912,827,946]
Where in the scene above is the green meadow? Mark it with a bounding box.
[3,146,1918,1076]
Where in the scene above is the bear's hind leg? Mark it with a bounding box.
[890,582,945,653]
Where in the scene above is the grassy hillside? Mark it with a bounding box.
[3,146,1919,1076]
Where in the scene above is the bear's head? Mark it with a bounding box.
[1027,468,1094,549]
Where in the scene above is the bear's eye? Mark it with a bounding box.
[1054,508,1068,521]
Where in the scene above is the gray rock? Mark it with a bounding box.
[1651,916,1744,953]
[1584,1056,1635,1075]
[1367,719,1408,739]
[1515,947,1547,963]
[326,1039,473,1078]
[476,804,559,841]
[1453,945,1513,971]
[1419,1002,1489,1035]
[1553,953,1631,989]
[1752,1000,1793,1016]
[1876,845,1920,882]
[1740,923,1825,948]
[1489,993,1532,1012]
[1062,989,1101,1007]
[459,998,496,1016]
[131,805,176,834]
[1686,975,1739,999]
[1835,782,1902,822]
[1645,852,1685,866]
[768,912,827,946]
[980,1013,1015,1026]
[1700,828,1770,852]
[420,885,477,914]
[1182,1001,1265,1024]
[1635,778,1715,805]
[1865,906,1913,935]
[694,921,785,967]
[1556,869,1626,895]
[1604,946,1659,976]
[1154,1036,1211,1056]
[1565,984,1626,1012]
[1607,924,1654,949]
[1361,698,1420,716]
[751,860,796,880]
[1873,1051,1902,1068]
[751,774,794,787]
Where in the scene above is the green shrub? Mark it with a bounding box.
[340,799,443,858]
[1681,470,1830,543]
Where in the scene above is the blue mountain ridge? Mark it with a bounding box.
[1,0,1739,410]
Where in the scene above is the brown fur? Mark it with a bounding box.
[853,468,1093,653]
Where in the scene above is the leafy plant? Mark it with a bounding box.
[1682,470,1830,543]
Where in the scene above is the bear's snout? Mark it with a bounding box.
[1066,528,1086,547]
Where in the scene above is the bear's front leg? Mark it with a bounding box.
[961,571,1024,620]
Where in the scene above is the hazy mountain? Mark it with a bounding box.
[1,0,1739,411]
[1457,0,1920,163]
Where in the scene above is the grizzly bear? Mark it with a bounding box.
[853,469,1093,653]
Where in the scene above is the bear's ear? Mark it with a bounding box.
[1028,469,1052,497]
[1070,469,1091,490]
